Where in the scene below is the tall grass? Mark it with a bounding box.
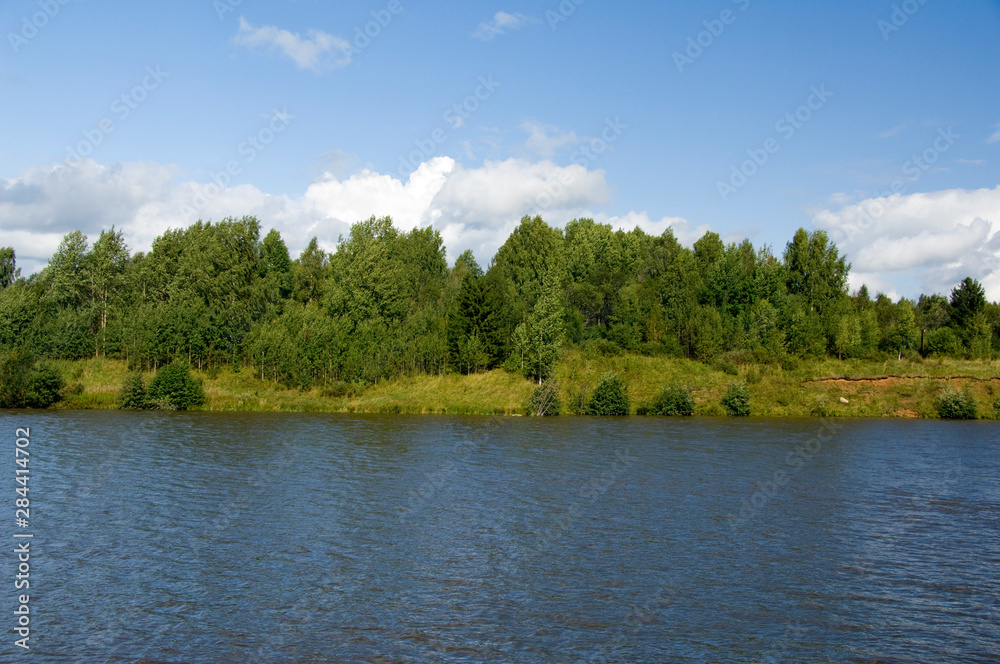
[41,355,1000,418]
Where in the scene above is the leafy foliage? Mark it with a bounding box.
[637,384,694,416]
[588,373,630,416]
[26,363,65,408]
[722,382,752,417]
[0,215,996,399]
[148,362,205,410]
[0,348,64,408]
[118,373,148,410]
[527,381,561,416]
[936,387,978,420]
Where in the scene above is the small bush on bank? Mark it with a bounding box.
[936,387,978,420]
[722,382,752,417]
[118,373,148,410]
[148,362,205,410]
[637,384,694,416]
[588,373,630,416]
[527,381,561,416]
[26,363,65,408]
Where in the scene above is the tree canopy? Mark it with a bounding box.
[1,217,995,391]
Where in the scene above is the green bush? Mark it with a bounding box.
[118,373,148,410]
[0,350,64,409]
[936,387,978,420]
[148,362,205,410]
[722,382,752,417]
[25,363,64,408]
[638,384,694,416]
[567,390,588,415]
[588,373,630,416]
[527,381,561,416]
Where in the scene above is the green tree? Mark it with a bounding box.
[637,384,695,416]
[0,247,20,289]
[293,237,329,305]
[950,277,986,331]
[783,228,850,315]
[118,373,148,410]
[722,382,752,416]
[524,269,565,383]
[588,372,630,415]
[148,362,205,410]
[88,227,130,355]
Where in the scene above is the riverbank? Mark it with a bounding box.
[45,352,1000,418]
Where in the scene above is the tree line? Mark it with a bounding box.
[0,214,996,393]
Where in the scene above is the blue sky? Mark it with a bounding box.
[2,0,1000,298]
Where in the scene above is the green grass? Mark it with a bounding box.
[44,354,1000,418]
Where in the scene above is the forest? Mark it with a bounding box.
[0,214,996,408]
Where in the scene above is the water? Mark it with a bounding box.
[3,412,998,662]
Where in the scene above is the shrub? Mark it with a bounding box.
[0,350,64,409]
[322,380,353,398]
[638,384,694,416]
[567,390,588,415]
[722,382,751,417]
[0,347,33,408]
[118,373,148,410]
[25,363,64,408]
[527,381,561,416]
[148,362,205,410]
[588,373,630,416]
[936,387,978,420]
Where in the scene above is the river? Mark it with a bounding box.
[4,412,998,662]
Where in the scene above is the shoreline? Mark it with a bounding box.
[40,353,1000,419]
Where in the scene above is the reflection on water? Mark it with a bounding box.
[5,412,998,662]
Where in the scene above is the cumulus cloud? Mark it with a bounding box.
[812,186,1000,299]
[591,211,720,248]
[233,18,352,72]
[0,156,626,276]
[472,11,531,40]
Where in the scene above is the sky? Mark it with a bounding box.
[1,0,999,299]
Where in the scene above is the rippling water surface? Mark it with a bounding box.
[4,412,999,662]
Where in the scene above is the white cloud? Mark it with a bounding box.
[812,186,1000,299]
[592,211,718,248]
[0,156,625,276]
[521,121,581,157]
[876,122,908,139]
[989,122,1000,144]
[472,11,531,40]
[233,18,352,72]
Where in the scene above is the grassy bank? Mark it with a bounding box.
[46,353,1000,419]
